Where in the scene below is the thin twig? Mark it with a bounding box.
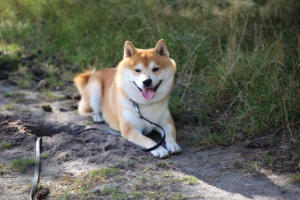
[282,97,295,144]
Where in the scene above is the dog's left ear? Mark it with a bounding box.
[155,39,169,57]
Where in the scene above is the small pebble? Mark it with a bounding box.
[72,93,81,100]
[59,108,68,112]
[42,104,52,112]
[64,94,72,100]
[71,104,78,110]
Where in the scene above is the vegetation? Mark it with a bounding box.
[176,175,199,185]
[10,157,35,172]
[89,167,120,179]
[3,92,25,98]
[0,163,3,174]
[0,141,12,148]
[289,173,300,183]
[0,0,299,147]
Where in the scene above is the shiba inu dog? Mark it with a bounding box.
[74,39,181,158]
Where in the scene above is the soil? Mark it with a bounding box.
[0,77,300,200]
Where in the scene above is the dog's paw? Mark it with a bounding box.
[151,146,169,158]
[92,113,104,123]
[166,142,182,154]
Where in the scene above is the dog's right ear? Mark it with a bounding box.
[124,41,136,58]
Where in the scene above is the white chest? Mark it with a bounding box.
[121,100,169,134]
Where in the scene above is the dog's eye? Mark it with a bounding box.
[152,67,159,72]
[134,69,141,73]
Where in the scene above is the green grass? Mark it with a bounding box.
[46,72,64,89]
[289,173,300,183]
[0,0,299,148]
[101,185,159,200]
[102,185,120,196]
[41,153,50,160]
[3,103,17,111]
[16,64,35,89]
[3,92,27,104]
[177,175,198,185]
[0,163,4,174]
[10,157,36,172]
[171,193,186,200]
[89,167,120,179]
[233,161,243,170]
[3,92,25,98]
[0,141,12,148]
[264,155,275,168]
[162,171,173,178]
[246,161,260,172]
[40,91,64,101]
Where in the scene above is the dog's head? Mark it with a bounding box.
[117,39,176,104]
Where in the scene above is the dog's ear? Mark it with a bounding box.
[124,41,137,58]
[155,39,169,57]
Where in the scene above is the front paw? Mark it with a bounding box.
[92,113,104,123]
[151,146,169,158]
[166,142,182,154]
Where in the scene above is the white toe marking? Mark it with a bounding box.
[151,146,169,158]
[92,113,104,123]
[166,142,182,154]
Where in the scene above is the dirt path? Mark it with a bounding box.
[0,81,299,200]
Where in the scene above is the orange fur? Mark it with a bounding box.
[73,71,91,95]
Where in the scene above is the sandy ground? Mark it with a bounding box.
[0,80,299,200]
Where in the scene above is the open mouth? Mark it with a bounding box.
[133,80,162,100]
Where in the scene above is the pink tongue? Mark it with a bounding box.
[142,88,155,100]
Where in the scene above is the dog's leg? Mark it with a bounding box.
[89,81,104,123]
[158,116,182,154]
[164,124,182,154]
[121,124,169,158]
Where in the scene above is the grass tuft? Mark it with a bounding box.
[289,173,300,184]
[89,167,120,179]
[172,193,187,200]
[10,157,35,172]
[177,175,198,185]
[0,141,12,148]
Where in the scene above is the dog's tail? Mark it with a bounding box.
[73,70,92,95]
[73,70,94,115]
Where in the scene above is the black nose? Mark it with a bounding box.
[143,79,152,87]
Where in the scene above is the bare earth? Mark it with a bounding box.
[0,81,299,200]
